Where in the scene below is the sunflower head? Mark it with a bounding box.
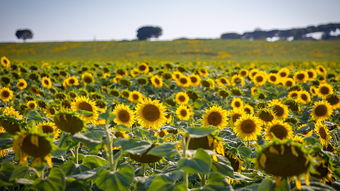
[314,122,331,146]
[325,94,340,109]
[175,92,189,105]
[129,144,162,163]
[317,83,333,98]
[231,75,245,86]
[202,106,228,129]
[269,99,289,119]
[82,72,95,85]
[253,72,267,86]
[189,74,201,86]
[1,56,10,68]
[265,120,293,141]
[268,73,279,84]
[176,75,191,88]
[233,114,262,141]
[231,97,244,110]
[257,108,275,125]
[176,105,193,121]
[54,112,84,134]
[136,98,167,129]
[71,96,98,123]
[36,121,59,139]
[0,115,26,135]
[278,68,290,78]
[311,101,333,122]
[41,77,52,89]
[113,104,135,128]
[294,71,308,83]
[283,78,295,88]
[137,63,149,74]
[0,87,13,102]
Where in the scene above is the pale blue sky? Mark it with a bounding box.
[1,0,339,42]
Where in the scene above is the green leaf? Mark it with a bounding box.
[258,177,274,191]
[212,157,234,178]
[117,139,152,154]
[186,127,217,138]
[72,133,101,147]
[69,170,97,180]
[36,168,66,191]
[95,165,134,191]
[82,155,108,169]
[9,166,30,181]
[0,138,12,149]
[147,176,186,191]
[148,143,178,157]
[59,161,89,176]
[238,146,253,158]
[15,178,35,185]
[177,149,212,174]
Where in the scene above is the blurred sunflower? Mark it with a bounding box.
[150,75,163,88]
[311,101,333,121]
[253,72,267,86]
[112,104,135,128]
[71,96,98,123]
[306,69,317,81]
[136,98,167,129]
[176,75,190,88]
[176,105,193,121]
[27,100,37,110]
[288,90,299,99]
[309,86,318,96]
[36,121,59,139]
[41,77,52,89]
[268,73,279,84]
[316,65,327,75]
[54,112,84,134]
[278,68,290,79]
[231,97,244,110]
[172,71,183,81]
[137,63,149,74]
[188,74,201,86]
[243,104,254,115]
[2,106,23,119]
[239,69,248,77]
[202,106,228,129]
[198,68,208,77]
[82,72,95,85]
[229,109,243,127]
[1,56,10,68]
[325,94,340,109]
[128,90,144,104]
[0,87,13,102]
[294,71,307,83]
[265,120,293,140]
[231,75,245,86]
[314,122,331,146]
[297,90,311,104]
[317,83,333,98]
[233,114,262,141]
[269,99,289,120]
[16,79,28,90]
[175,92,189,105]
[216,77,230,87]
[283,78,295,88]
[66,76,79,86]
[257,108,275,125]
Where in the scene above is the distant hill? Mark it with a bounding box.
[221,23,340,41]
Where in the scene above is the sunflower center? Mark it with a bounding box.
[320,87,329,95]
[180,78,188,84]
[241,71,246,76]
[139,65,146,71]
[314,105,327,117]
[273,105,284,117]
[234,78,241,84]
[154,78,160,85]
[207,112,222,126]
[201,81,210,87]
[307,71,314,78]
[178,95,186,102]
[256,76,263,82]
[42,125,54,134]
[234,101,241,108]
[301,94,308,101]
[190,77,197,83]
[285,81,292,87]
[19,82,24,87]
[270,76,276,81]
[326,95,339,105]
[84,76,93,83]
[44,79,49,85]
[78,101,93,112]
[259,111,274,122]
[1,90,10,98]
[280,72,287,77]
[232,113,241,123]
[297,73,304,80]
[29,103,35,108]
[270,124,287,139]
[118,110,130,123]
[221,79,227,84]
[180,109,187,117]
[69,79,75,84]
[142,104,161,122]
[318,127,327,139]
[240,119,256,134]
[132,94,139,100]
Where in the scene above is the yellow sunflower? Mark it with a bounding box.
[283,78,295,88]
[41,77,52,89]
[265,120,293,141]
[198,68,209,77]
[176,75,191,88]
[306,69,317,81]
[314,122,331,146]
[66,76,79,86]
[310,86,318,96]
[325,94,340,109]
[71,96,98,123]
[16,79,28,90]
[233,114,262,141]
[253,72,267,86]
[2,106,23,119]
[136,98,167,129]
[82,72,95,85]
[231,75,245,86]
[112,104,135,128]
[150,75,163,88]
[278,68,290,79]
[311,101,333,121]
[231,97,244,110]
[288,90,299,99]
[297,91,311,104]
[229,109,243,127]
[216,77,230,87]
[27,100,37,110]
[188,74,201,86]
[257,108,276,125]
[316,65,327,75]
[239,69,248,77]
[1,56,10,68]
[175,92,189,105]
[268,73,279,84]
[202,106,228,129]
[317,83,333,98]
[137,63,149,74]
[243,104,254,115]
[172,71,183,81]
[269,99,289,120]
[294,71,308,83]
[176,105,193,121]
[128,90,144,104]
[249,68,260,79]
[36,121,59,139]
[0,87,14,102]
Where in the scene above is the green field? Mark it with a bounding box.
[1,40,340,62]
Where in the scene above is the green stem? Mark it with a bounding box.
[104,124,115,171]
[75,142,80,164]
[185,173,189,188]
[182,136,191,157]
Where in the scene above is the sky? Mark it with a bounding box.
[1,0,340,42]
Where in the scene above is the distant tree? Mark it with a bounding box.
[15,29,33,42]
[220,33,242,39]
[136,26,162,40]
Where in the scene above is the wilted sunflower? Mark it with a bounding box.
[283,78,295,88]
[294,71,308,83]
[257,108,275,125]
[16,79,28,90]
[325,94,340,109]
[150,75,163,88]
[136,98,167,129]
[71,96,98,123]
[253,72,267,86]
[81,72,95,85]
[231,97,244,110]
[231,75,245,86]
[314,122,331,146]
[137,63,149,74]
[269,99,289,120]
[233,114,262,141]
[54,112,84,134]
[128,90,144,104]
[317,83,333,98]
[66,76,79,86]
[36,121,59,139]
[112,104,135,128]
[175,92,189,105]
[176,75,191,87]
[202,106,228,129]
[0,87,13,102]
[278,68,290,79]
[311,101,333,121]
[1,56,10,68]
[27,100,37,110]
[265,120,293,141]
[176,105,193,121]
[41,77,52,89]
[188,74,201,86]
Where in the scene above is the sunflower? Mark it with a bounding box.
[288,90,299,99]
[2,106,23,119]
[71,96,98,123]
[175,92,189,105]
[269,99,289,120]
[253,72,267,86]
[243,104,254,115]
[172,71,183,81]
[325,94,340,109]
[316,65,327,75]
[314,122,331,146]
[268,73,279,84]
[306,69,317,81]
[198,68,208,77]
[41,77,52,89]
[283,99,300,112]
[249,69,260,79]
[188,74,201,86]
[176,105,193,121]
[82,72,95,85]
[136,77,148,86]
[311,101,333,121]
[231,75,245,86]
[233,114,262,141]
[0,87,13,102]
[116,69,127,76]
[128,90,144,104]
[176,75,191,88]
[121,89,130,99]
[317,83,333,98]
[150,75,163,88]
[294,71,307,83]
[16,79,28,90]
[310,86,318,96]
[202,106,228,129]
[229,109,243,127]
[218,89,229,98]
[27,100,37,110]
[137,63,149,74]
[239,69,248,77]
[283,78,295,88]
[278,68,290,79]
[297,91,311,104]
[0,115,25,135]
[54,112,84,134]
[251,87,258,96]
[66,76,79,86]
[36,121,59,139]
[257,109,275,125]
[216,77,230,87]
[231,97,244,110]
[201,79,214,89]
[265,120,293,140]
[112,104,135,128]
[1,56,10,68]
[136,98,167,129]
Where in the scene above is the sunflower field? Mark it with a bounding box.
[0,55,339,191]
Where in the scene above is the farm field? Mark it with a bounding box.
[0,40,339,191]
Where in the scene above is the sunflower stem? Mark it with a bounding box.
[104,124,115,171]
[75,142,80,164]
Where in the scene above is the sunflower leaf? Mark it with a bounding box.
[177,149,212,174]
[186,127,217,138]
[82,155,108,169]
[147,175,186,191]
[36,168,66,191]
[148,143,178,157]
[95,165,134,191]
[0,137,13,149]
[72,133,101,147]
